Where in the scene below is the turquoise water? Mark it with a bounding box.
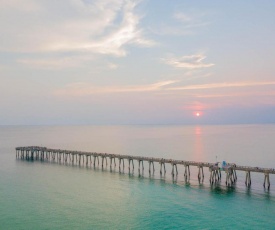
[1,125,275,229]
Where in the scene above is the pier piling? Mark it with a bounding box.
[263,173,270,189]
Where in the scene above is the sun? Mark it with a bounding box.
[193,111,203,117]
[194,112,202,117]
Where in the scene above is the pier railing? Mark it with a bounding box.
[16,146,274,189]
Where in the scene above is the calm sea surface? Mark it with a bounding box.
[1,124,275,229]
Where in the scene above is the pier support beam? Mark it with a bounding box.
[149,161,155,174]
[198,166,204,182]
[78,154,81,165]
[231,169,237,182]
[109,157,116,168]
[119,158,125,171]
[93,156,99,166]
[64,154,68,163]
[128,159,134,172]
[209,167,217,184]
[52,152,56,161]
[263,173,270,189]
[85,155,88,166]
[225,169,234,187]
[138,160,144,173]
[171,164,178,177]
[160,162,166,174]
[245,171,251,187]
[184,165,190,181]
[101,156,107,168]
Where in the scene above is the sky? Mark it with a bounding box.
[1,0,275,125]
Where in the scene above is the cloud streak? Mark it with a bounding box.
[168,81,275,90]
[195,91,275,98]
[54,80,275,97]
[174,13,192,22]
[151,10,210,36]
[17,55,96,69]
[163,54,214,69]
[55,80,177,96]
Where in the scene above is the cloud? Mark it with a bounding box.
[107,62,118,69]
[0,0,154,56]
[173,11,210,29]
[180,101,215,111]
[163,54,214,69]
[151,11,209,36]
[0,0,41,12]
[54,80,177,96]
[174,13,192,22]
[17,56,95,69]
[195,91,275,98]
[55,80,275,97]
[168,81,275,90]
[17,56,120,70]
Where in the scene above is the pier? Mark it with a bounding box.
[16,146,275,189]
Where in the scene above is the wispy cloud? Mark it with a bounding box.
[17,56,120,71]
[17,56,95,69]
[168,81,275,90]
[107,62,118,70]
[54,80,177,96]
[0,0,41,12]
[174,13,192,22]
[55,80,275,97]
[180,101,215,111]
[151,11,210,36]
[174,12,210,27]
[0,0,154,56]
[195,91,275,98]
[163,54,214,69]
[47,1,155,56]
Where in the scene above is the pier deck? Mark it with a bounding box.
[16,146,275,189]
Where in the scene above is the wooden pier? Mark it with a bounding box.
[16,146,275,189]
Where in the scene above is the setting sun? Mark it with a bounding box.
[195,112,201,117]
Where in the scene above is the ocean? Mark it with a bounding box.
[1,124,275,229]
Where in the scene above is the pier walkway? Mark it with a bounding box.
[16,146,275,189]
